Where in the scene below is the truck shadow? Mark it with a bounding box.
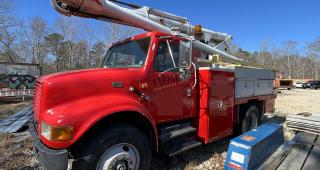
[150,137,230,170]
[150,115,287,170]
[263,114,286,125]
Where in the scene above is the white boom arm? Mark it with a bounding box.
[51,0,242,61]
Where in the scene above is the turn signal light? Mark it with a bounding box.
[41,122,74,142]
[51,126,74,142]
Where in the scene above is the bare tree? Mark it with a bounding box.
[45,33,65,72]
[30,17,48,65]
[306,37,320,79]
[99,23,141,47]
[90,42,106,67]
[0,0,15,29]
[54,16,77,70]
[0,24,19,63]
[54,16,94,70]
[277,41,298,79]
[257,41,277,67]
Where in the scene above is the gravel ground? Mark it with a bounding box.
[0,89,319,170]
[0,132,39,170]
[151,138,229,170]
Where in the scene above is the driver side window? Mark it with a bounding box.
[154,41,179,72]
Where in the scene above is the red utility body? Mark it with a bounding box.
[198,69,235,143]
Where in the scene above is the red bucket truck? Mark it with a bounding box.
[29,1,277,169]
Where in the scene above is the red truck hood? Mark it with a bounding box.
[34,68,141,121]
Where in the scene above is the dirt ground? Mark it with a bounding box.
[0,89,319,170]
[0,101,32,120]
[275,89,320,115]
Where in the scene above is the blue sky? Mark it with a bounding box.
[15,0,320,52]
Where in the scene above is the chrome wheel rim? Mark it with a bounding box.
[97,143,140,170]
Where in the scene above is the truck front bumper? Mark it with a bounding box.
[29,121,69,170]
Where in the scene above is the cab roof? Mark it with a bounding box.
[110,31,175,47]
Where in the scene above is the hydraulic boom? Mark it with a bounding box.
[51,0,242,61]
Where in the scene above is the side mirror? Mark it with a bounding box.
[179,67,191,80]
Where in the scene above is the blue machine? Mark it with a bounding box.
[224,123,284,170]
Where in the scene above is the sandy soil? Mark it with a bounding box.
[0,89,319,170]
[275,89,320,115]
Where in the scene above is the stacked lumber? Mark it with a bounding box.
[286,112,320,135]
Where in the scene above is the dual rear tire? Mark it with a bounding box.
[237,105,260,134]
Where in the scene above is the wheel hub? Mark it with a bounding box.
[97,143,140,170]
[114,160,128,170]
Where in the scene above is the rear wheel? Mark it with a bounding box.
[72,124,152,170]
[238,105,259,134]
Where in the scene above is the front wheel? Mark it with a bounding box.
[72,124,152,170]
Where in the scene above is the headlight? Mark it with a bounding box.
[41,122,74,142]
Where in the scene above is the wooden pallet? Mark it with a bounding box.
[261,132,320,170]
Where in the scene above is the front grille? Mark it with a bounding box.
[33,80,42,120]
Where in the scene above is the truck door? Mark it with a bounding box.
[150,39,195,122]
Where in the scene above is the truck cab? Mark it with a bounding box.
[30,32,276,170]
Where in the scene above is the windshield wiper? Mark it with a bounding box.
[103,63,114,68]
[118,62,129,68]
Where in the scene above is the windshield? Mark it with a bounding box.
[102,38,151,68]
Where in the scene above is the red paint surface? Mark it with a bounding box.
[34,32,194,149]
[198,69,235,143]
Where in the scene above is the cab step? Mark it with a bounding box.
[158,125,196,142]
[161,138,202,156]
[158,122,201,156]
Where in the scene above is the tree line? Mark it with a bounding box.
[232,39,320,80]
[1,1,319,80]
[0,1,139,74]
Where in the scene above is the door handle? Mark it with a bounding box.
[186,88,192,97]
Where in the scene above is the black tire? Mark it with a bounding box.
[72,124,152,170]
[237,105,259,134]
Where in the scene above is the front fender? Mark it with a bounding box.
[40,94,157,149]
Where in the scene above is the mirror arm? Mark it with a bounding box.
[191,62,197,89]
